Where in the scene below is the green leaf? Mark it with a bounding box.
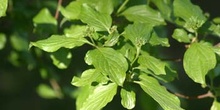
[50,48,72,69]
[104,26,120,47]
[64,25,87,37]
[60,1,81,20]
[79,83,117,110]
[173,0,206,32]
[121,5,165,25]
[72,69,107,87]
[120,87,136,109]
[149,26,170,47]
[95,0,114,14]
[33,8,57,25]
[138,54,166,75]
[0,33,6,50]
[183,43,216,86]
[211,100,220,110]
[0,0,8,17]
[37,84,61,99]
[10,34,29,51]
[79,4,112,32]
[30,35,88,52]
[85,48,128,86]
[135,73,183,110]
[124,23,153,47]
[172,28,191,43]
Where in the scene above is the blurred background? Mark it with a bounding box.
[0,0,219,110]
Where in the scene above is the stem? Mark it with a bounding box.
[174,91,214,99]
[117,0,129,14]
[131,46,141,66]
[49,78,63,99]
[55,0,63,19]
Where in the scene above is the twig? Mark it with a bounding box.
[55,0,63,20]
[173,91,214,99]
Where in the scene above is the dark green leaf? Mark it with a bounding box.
[183,43,216,86]
[79,4,112,32]
[85,48,128,86]
[50,48,72,69]
[79,83,117,110]
[135,73,183,110]
[121,5,165,25]
[30,35,88,52]
[124,23,153,47]
[0,0,8,17]
[172,28,191,43]
[33,8,57,25]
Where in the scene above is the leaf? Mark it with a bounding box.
[149,26,170,47]
[10,34,29,51]
[138,54,166,75]
[37,84,60,99]
[183,43,216,86]
[79,4,112,32]
[80,83,117,110]
[0,0,8,17]
[33,8,57,25]
[104,26,120,47]
[121,5,165,25]
[172,28,191,43]
[30,35,88,52]
[211,100,220,110]
[64,25,87,37]
[173,0,206,32]
[120,87,136,109]
[0,33,6,50]
[50,48,72,69]
[85,48,128,86]
[95,0,114,14]
[135,73,183,110]
[124,23,153,47]
[60,1,81,20]
[72,69,107,87]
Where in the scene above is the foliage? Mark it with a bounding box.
[1,0,220,110]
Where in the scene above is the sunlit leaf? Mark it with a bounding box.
[0,0,8,17]
[85,48,128,86]
[183,43,216,86]
[172,28,190,43]
[120,87,136,109]
[124,23,153,47]
[135,73,183,110]
[79,83,117,110]
[121,5,165,25]
[64,25,87,37]
[50,48,72,69]
[79,4,112,32]
[60,1,81,20]
[33,8,57,25]
[30,35,88,52]
[37,84,58,99]
[211,100,220,110]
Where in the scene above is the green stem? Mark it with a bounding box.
[117,0,129,14]
[131,46,141,66]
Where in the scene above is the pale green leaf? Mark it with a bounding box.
[104,26,120,46]
[72,69,107,87]
[64,25,87,37]
[79,4,112,32]
[85,48,128,86]
[172,28,190,43]
[135,73,183,110]
[33,8,57,25]
[30,35,88,52]
[37,84,59,99]
[138,54,166,75]
[124,23,153,46]
[50,48,72,69]
[120,87,136,109]
[95,0,114,14]
[121,5,165,25]
[0,33,6,50]
[118,42,136,62]
[211,100,220,110]
[80,83,117,110]
[183,43,216,86]
[0,0,8,17]
[60,1,81,20]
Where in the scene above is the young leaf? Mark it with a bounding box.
[121,5,165,25]
[64,25,87,38]
[50,48,72,69]
[30,35,88,52]
[0,0,8,17]
[183,43,216,86]
[85,48,128,86]
[124,23,153,47]
[138,54,166,75]
[135,73,183,110]
[33,8,57,25]
[79,4,112,32]
[120,87,136,109]
[172,28,190,43]
[80,83,117,110]
[60,1,81,20]
[211,100,220,110]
